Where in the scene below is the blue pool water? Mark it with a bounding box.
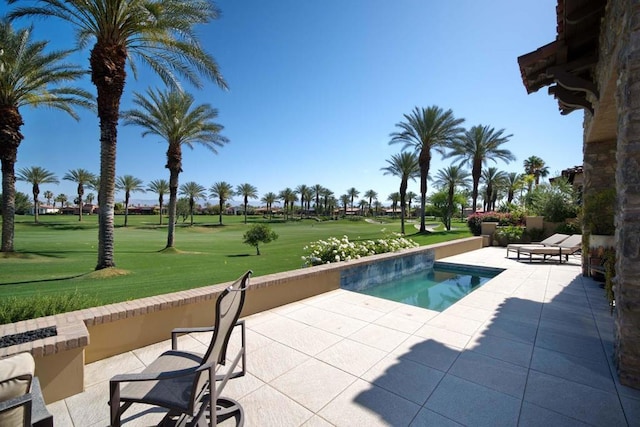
[351,262,502,311]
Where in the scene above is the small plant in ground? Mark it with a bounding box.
[243,224,279,255]
[494,225,525,245]
[302,231,419,266]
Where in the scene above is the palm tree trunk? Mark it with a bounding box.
[418,153,431,233]
[1,159,16,252]
[166,169,179,248]
[189,199,194,226]
[472,161,481,213]
[158,196,163,226]
[400,180,407,235]
[0,106,23,252]
[92,42,126,269]
[219,201,224,225]
[33,189,39,224]
[124,192,129,227]
[244,199,248,224]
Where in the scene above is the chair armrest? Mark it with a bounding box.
[0,392,32,414]
[30,377,53,427]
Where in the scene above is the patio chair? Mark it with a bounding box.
[109,270,252,427]
[506,233,569,258]
[0,352,53,427]
[517,234,582,263]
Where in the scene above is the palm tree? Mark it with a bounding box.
[340,194,350,214]
[147,179,169,225]
[55,193,67,210]
[85,193,95,205]
[321,188,334,216]
[295,184,310,218]
[388,192,400,215]
[44,190,54,207]
[505,172,524,204]
[16,166,59,223]
[123,88,228,248]
[87,176,100,205]
[406,191,417,218]
[9,0,228,269]
[364,189,378,217]
[389,106,465,233]
[180,181,206,226]
[63,169,96,222]
[381,152,420,234]
[261,192,277,219]
[210,181,234,225]
[236,183,258,224]
[481,167,507,211]
[432,165,471,230]
[116,175,145,227]
[446,124,514,213]
[278,188,296,220]
[523,155,550,186]
[346,187,360,210]
[0,20,91,252]
[312,184,324,213]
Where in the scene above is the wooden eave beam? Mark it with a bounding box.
[549,85,594,114]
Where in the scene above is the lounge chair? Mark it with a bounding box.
[517,234,582,263]
[109,270,252,427]
[0,352,53,427]
[506,233,569,258]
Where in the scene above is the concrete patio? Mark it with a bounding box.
[45,247,640,426]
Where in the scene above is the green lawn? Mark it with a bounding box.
[0,214,471,305]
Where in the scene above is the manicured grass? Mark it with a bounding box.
[0,214,471,306]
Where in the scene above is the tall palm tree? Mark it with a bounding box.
[523,155,550,186]
[16,166,59,223]
[295,184,310,218]
[389,106,465,232]
[381,152,420,234]
[406,191,417,218]
[147,179,169,225]
[321,188,334,216]
[116,175,145,227]
[236,183,258,224]
[481,167,507,211]
[505,172,524,204]
[210,181,234,225]
[122,88,228,247]
[9,0,228,269]
[180,181,206,226]
[446,124,514,212]
[346,187,360,210]
[340,194,350,214]
[44,190,54,206]
[388,192,400,215]
[432,165,470,230]
[55,193,67,209]
[85,193,95,205]
[278,188,296,220]
[0,20,91,252]
[63,169,96,222]
[261,192,277,219]
[312,184,324,213]
[364,189,378,217]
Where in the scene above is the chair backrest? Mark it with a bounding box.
[543,233,569,245]
[0,352,35,426]
[189,271,251,406]
[557,234,582,249]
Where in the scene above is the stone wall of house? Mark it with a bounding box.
[613,0,640,389]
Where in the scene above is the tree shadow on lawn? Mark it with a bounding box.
[226,254,251,258]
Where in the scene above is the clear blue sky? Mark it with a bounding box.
[11,0,583,206]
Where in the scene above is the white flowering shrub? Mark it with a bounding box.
[302,233,419,266]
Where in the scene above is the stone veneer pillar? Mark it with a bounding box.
[582,139,617,276]
[614,0,640,389]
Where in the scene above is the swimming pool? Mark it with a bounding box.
[344,262,503,311]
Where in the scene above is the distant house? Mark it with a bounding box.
[60,204,97,215]
[31,204,59,215]
[550,165,584,191]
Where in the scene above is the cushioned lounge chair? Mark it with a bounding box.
[517,234,582,263]
[0,352,53,427]
[506,233,569,258]
[109,270,252,427]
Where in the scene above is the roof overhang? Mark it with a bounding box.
[517,0,607,115]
